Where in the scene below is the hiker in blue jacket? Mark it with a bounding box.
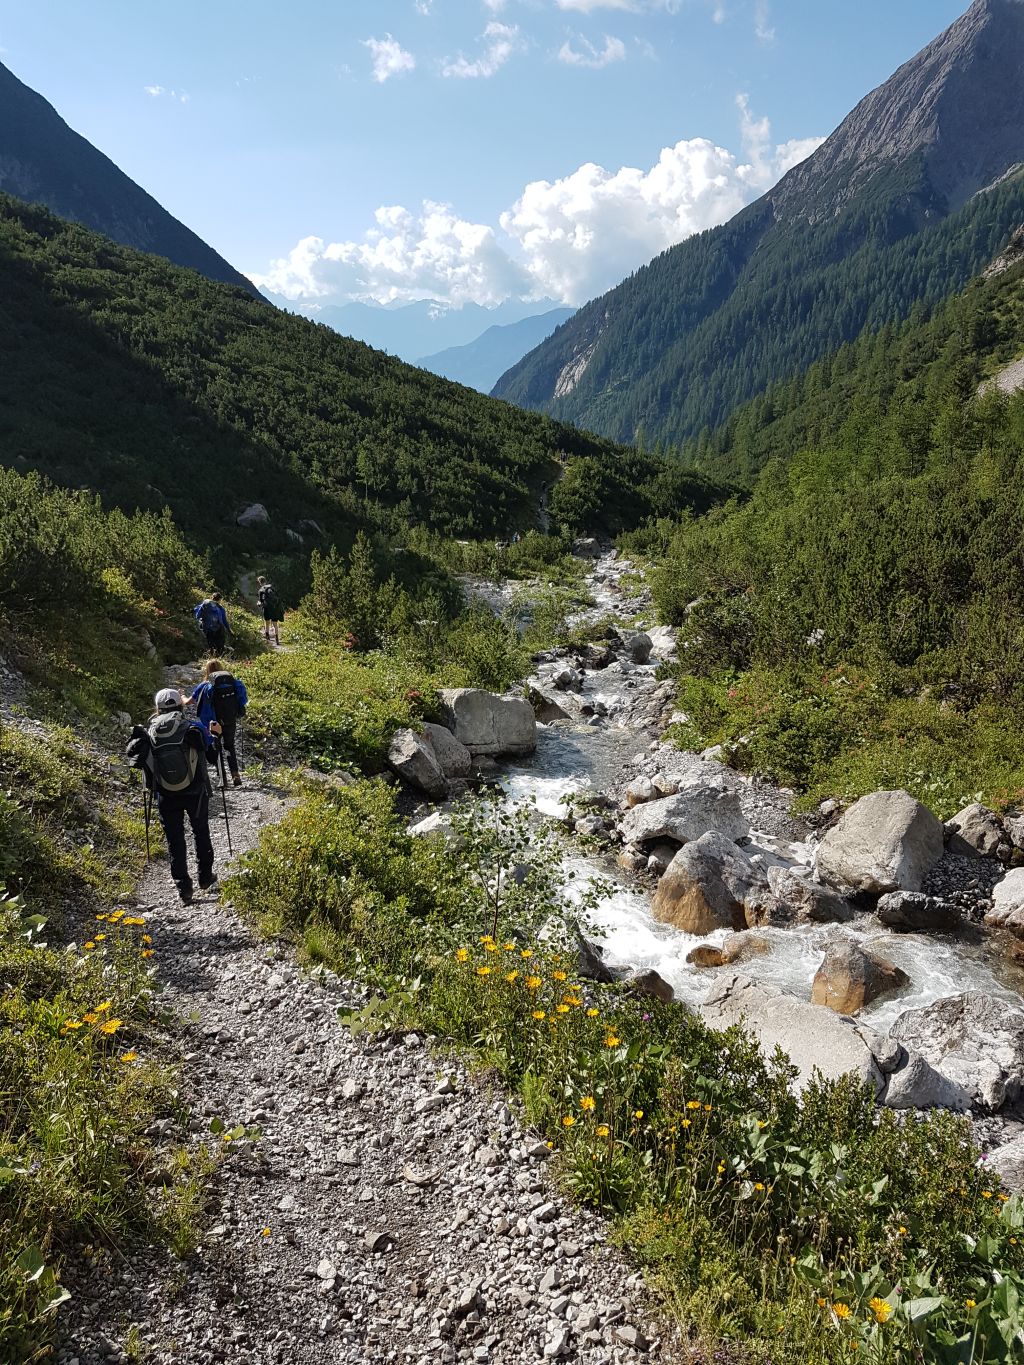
[126,689,219,904]
[185,659,249,787]
[194,592,231,654]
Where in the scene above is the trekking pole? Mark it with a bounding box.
[217,740,234,856]
[143,783,152,864]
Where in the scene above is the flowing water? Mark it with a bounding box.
[495,560,1024,1032]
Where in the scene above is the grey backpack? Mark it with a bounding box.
[147,713,200,792]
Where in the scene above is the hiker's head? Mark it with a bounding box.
[256,575,267,587]
[212,592,222,603]
[154,688,183,713]
[203,659,224,679]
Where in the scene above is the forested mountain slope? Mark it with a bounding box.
[0,196,718,545]
[0,59,257,295]
[494,0,1024,451]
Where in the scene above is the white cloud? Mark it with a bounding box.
[251,102,824,309]
[754,0,774,42]
[556,0,639,11]
[363,34,416,83]
[414,0,433,12]
[442,21,523,78]
[557,34,627,68]
[144,84,189,103]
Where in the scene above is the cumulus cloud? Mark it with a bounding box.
[250,102,824,309]
[557,34,627,68]
[754,0,774,42]
[556,1,639,11]
[441,21,523,78]
[363,34,416,83]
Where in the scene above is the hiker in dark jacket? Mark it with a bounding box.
[185,660,249,787]
[126,688,219,904]
[194,592,231,654]
[256,576,284,644]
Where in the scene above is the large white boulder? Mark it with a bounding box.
[387,728,446,798]
[816,790,944,895]
[701,974,968,1110]
[618,783,749,848]
[653,833,769,936]
[985,867,1024,938]
[946,803,1005,858]
[987,1134,1024,1193]
[889,992,1024,1110]
[437,689,537,757]
[236,502,270,527]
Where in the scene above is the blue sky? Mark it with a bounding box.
[1,0,970,307]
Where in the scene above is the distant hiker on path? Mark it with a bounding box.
[256,575,284,644]
[185,660,248,787]
[194,592,231,654]
[126,689,219,905]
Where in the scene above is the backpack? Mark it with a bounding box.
[260,585,283,620]
[146,712,201,792]
[209,671,243,724]
[195,599,220,632]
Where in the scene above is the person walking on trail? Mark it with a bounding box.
[185,660,248,788]
[256,575,284,645]
[126,689,220,905]
[194,592,231,655]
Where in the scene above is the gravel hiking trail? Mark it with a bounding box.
[57,667,684,1365]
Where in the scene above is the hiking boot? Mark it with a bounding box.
[199,876,219,894]
[178,886,194,905]
[232,775,243,788]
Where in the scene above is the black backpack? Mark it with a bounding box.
[260,585,282,620]
[147,713,201,792]
[210,671,243,724]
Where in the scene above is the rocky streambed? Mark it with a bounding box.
[396,552,1024,1186]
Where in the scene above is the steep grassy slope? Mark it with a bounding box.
[0,195,712,547]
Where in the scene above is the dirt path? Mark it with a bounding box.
[58,676,682,1365]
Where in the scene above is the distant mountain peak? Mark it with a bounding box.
[0,60,257,294]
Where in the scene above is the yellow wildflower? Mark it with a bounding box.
[119,1051,138,1063]
[141,934,152,945]
[95,914,108,922]
[564,995,583,1007]
[553,970,567,981]
[966,1299,976,1310]
[109,910,124,922]
[595,1125,610,1138]
[562,1116,576,1128]
[456,948,469,962]
[83,942,96,951]
[526,975,542,990]
[586,1007,599,1018]
[754,1182,765,1192]
[520,948,533,959]
[897,1226,908,1236]
[681,1119,691,1129]
[505,971,519,984]
[604,1034,620,1048]
[141,949,154,959]
[633,1109,644,1120]
[532,1010,546,1021]
[503,942,516,951]
[686,1100,701,1110]
[717,1162,726,1174]
[998,1193,1010,1202]
[556,1003,570,1014]
[484,942,498,953]
[479,935,494,945]
[94,933,106,942]
[82,1013,98,1025]
[476,966,492,977]
[123,916,145,926]
[580,1097,596,1111]
[817,1298,827,1309]
[982,1191,993,1200]
[869,1298,892,1324]
[757,1119,767,1129]
[704,1103,713,1112]
[261,1227,271,1237]
[100,1019,122,1035]
[833,1303,851,1320]
[64,1019,83,1031]
[95,1001,112,1013]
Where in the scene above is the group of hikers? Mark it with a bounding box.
[126,575,283,904]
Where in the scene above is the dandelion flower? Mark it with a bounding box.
[580,1097,596,1111]
[526,976,542,990]
[604,1034,620,1048]
[553,970,567,982]
[754,1182,765,1192]
[64,1019,83,1030]
[94,933,106,942]
[484,942,498,953]
[100,1019,122,1034]
[119,1051,138,1063]
[586,1007,599,1018]
[141,949,154,959]
[704,1103,713,1112]
[505,971,519,984]
[532,1010,546,1021]
[503,942,516,951]
[682,1119,691,1129]
[84,942,96,951]
[109,910,124,922]
[633,1109,644,1120]
[479,935,494,945]
[95,914,108,922]
[686,1100,701,1110]
[95,1001,112,1014]
[817,1298,827,1309]
[897,1226,908,1236]
[998,1193,1009,1202]
[717,1162,726,1175]
[564,995,583,1007]
[141,934,152,945]
[869,1298,892,1324]
[456,948,469,962]
[832,1303,851,1320]
[83,1012,99,1024]
[965,1299,976,1310]
[520,949,533,959]
[982,1190,993,1199]
[556,1003,570,1015]
[261,1227,271,1237]
[476,966,491,977]
[562,1116,576,1128]
[123,916,145,926]
[596,1125,610,1138]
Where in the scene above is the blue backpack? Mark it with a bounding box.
[195,600,220,632]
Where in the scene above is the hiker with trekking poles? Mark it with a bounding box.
[184,660,248,788]
[194,591,232,655]
[256,575,284,644]
[125,689,222,905]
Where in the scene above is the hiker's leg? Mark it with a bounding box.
[186,788,216,887]
[157,797,191,897]
[221,721,239,778]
